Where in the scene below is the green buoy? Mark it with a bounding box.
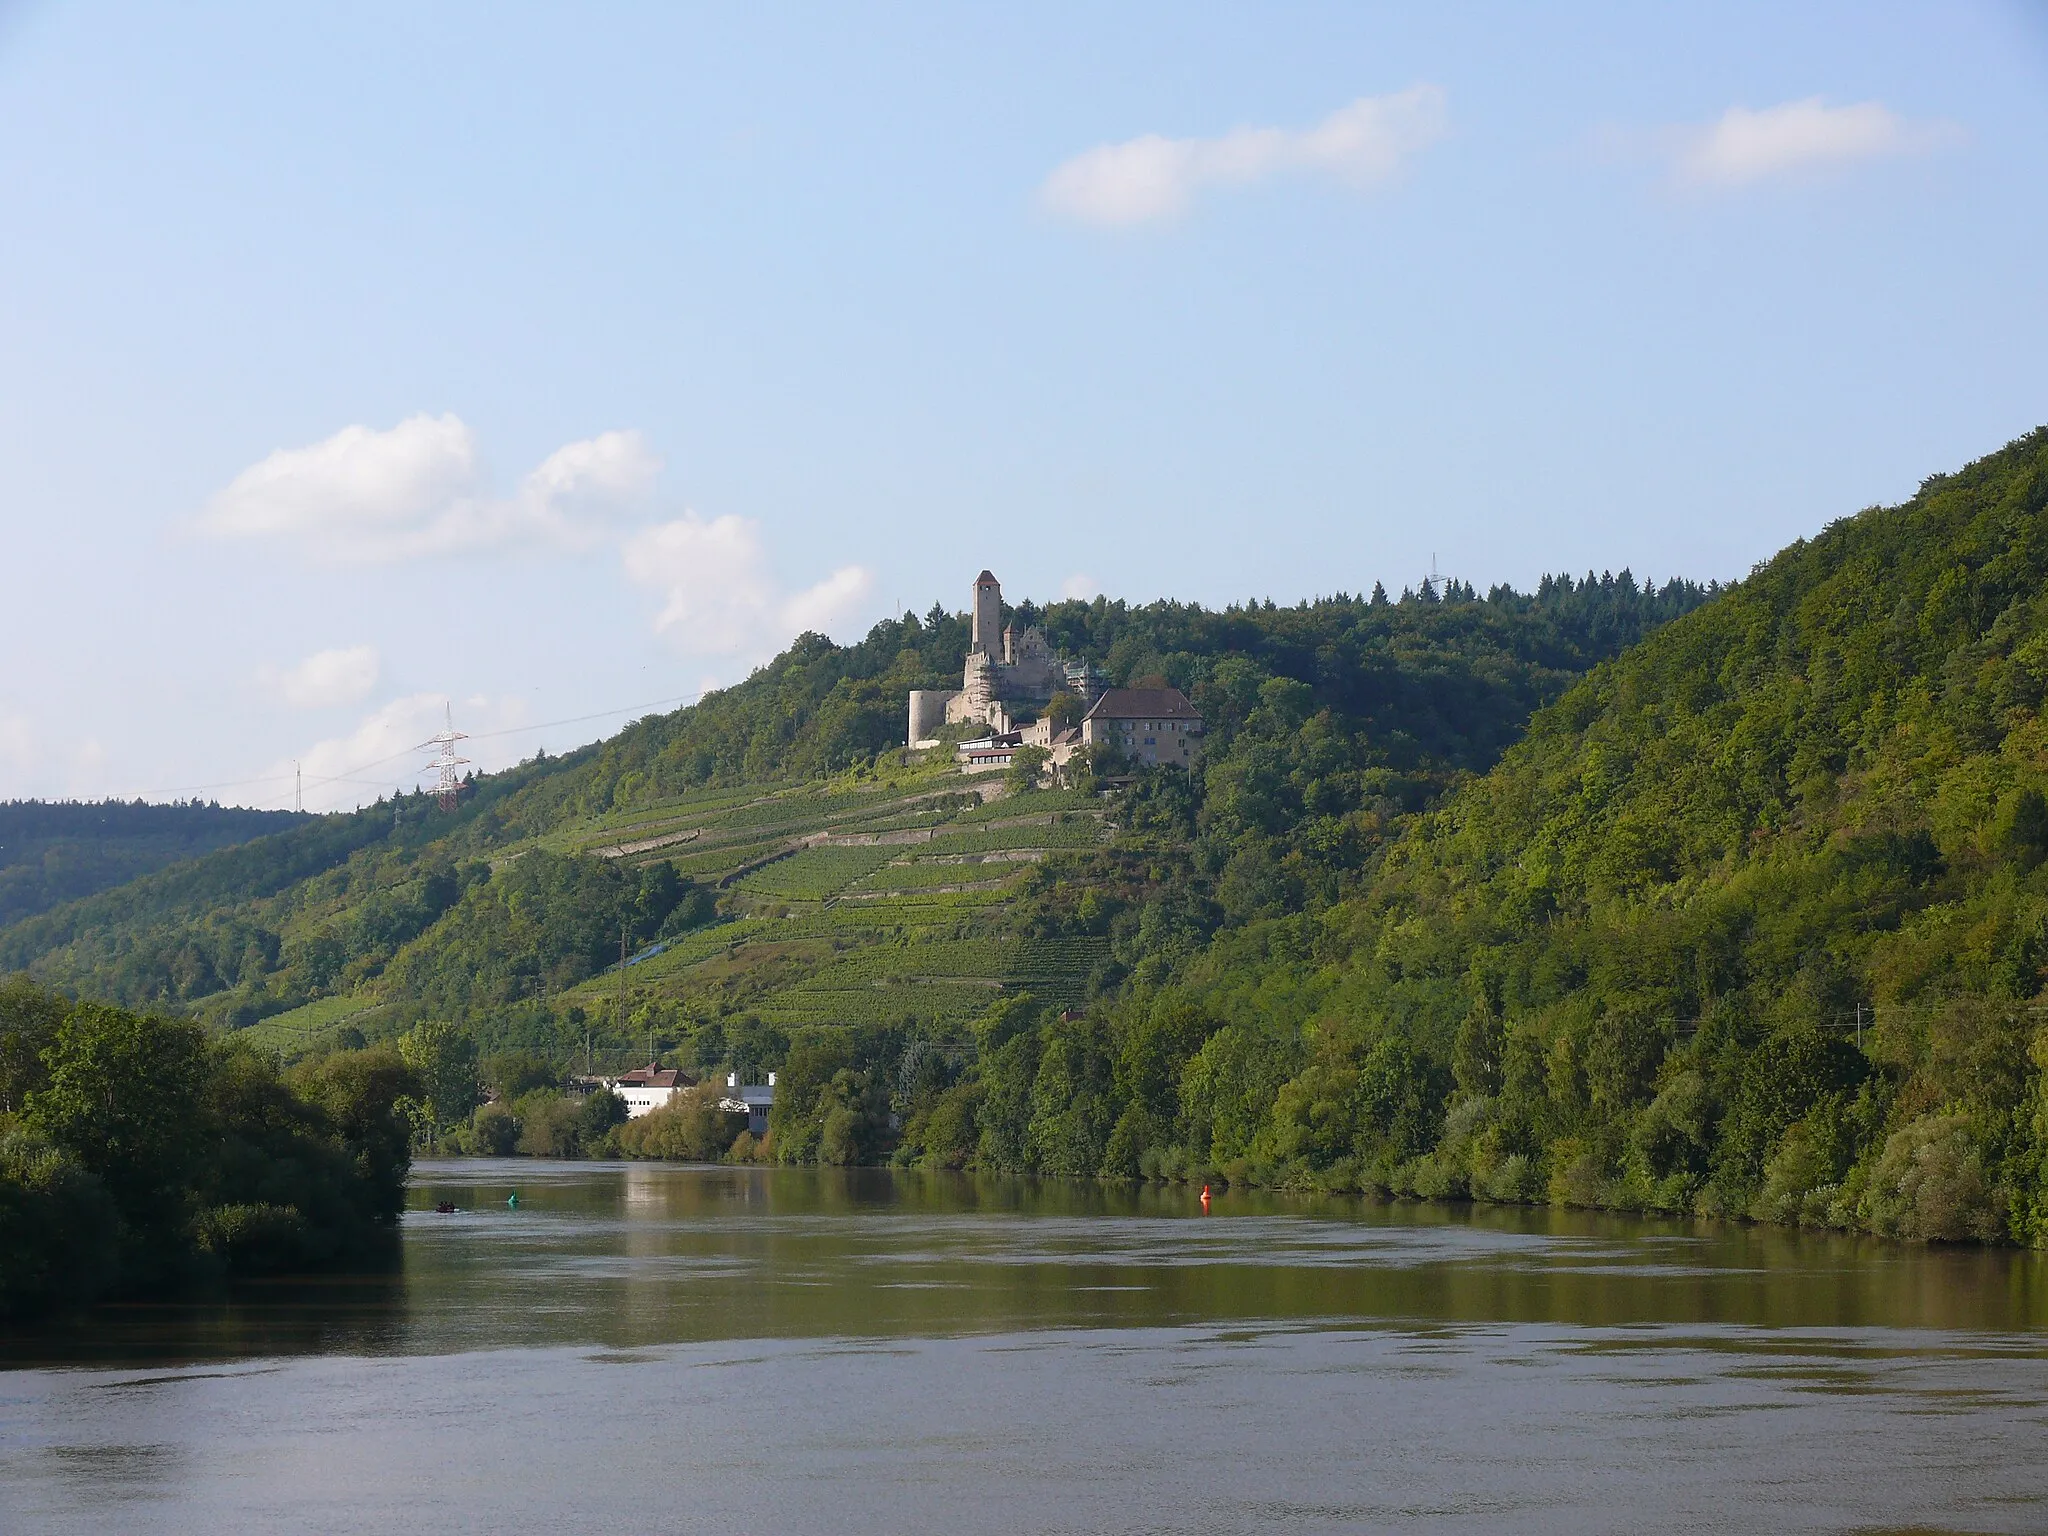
[507,1192,519,1209]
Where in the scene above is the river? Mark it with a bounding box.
[4,1160,2046,1533]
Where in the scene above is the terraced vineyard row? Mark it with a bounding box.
[920,819,1103,856]
[668,839,788,880]
[805,938,1009,981]
[701,786,946,834]
[745,931,1109,1024]
[1005,938,1110,1002]
[467,783,1121,1031]
[551,785,790,853]
[850,860,1030,892]
[754,980,1003,1028]
[561,917,775,991]
[731,845,901,900]
[952,788,1101,821]
[829,888,1014,914]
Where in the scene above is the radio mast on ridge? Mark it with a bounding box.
[420,704,470,812]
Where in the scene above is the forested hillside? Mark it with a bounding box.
[0,800,299,928]
[1051,426,2048,1244]
[23,422,2048,1250]
[0,572,1698,1049]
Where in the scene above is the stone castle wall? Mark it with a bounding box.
[910,570,1109,747]
[907,689,959,746]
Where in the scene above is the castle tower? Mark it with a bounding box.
[972,570,1002,655]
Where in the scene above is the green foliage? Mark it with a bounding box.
[382,853,701,1016]
[1067,425,2048,1240]
[1,980,416,1317]
[26,1003,212,1257]
[397,1020,479,1143]
[0,1125,120,1316]
[481,1049,558,1101]
[1027,1011,1115,1175]
[43,437,2048,1246]
[766,1031,892,1164]
[497,1087,626,1158]
[0,971,68,1114]
[1859,1114,2006,1241]
[0,799,298,929]
[1006,745,1051,793]
[618,1084,746,1161]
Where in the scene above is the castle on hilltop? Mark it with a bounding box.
[907,570,1106,747]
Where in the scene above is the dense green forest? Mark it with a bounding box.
[0,977,415,1318]
[0,799,300,929]
[886,426,2048,1244]
[21,429,2048,1253]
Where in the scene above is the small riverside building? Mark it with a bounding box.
[604,1063,697,1119]
[718,1071,776,1135]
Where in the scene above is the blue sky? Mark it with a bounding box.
[2,2,2045,810]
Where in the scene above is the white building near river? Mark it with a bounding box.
[603,1063,696,1118]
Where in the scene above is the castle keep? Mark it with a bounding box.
[909,570,1207,778]
[907,570,1105,745]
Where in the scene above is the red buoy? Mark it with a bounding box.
[1200,1183,1211,1212]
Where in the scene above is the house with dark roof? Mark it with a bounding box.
[602,1063,698,1118]
[1080,687,1205,768]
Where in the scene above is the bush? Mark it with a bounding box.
[467,1101,522,1156]
[514,1092,586,1157]
[0,1124,121,1315]
[1,982,417,1318]
[1859,1114,2007,1242]
[1548,1140,1612,1207]
[197,1202,313,1275]
[618,1084,747,1161]
[1751,1121,1842,1228]
[1481,1153,1540,1203]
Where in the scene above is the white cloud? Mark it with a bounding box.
[198,414,659,562]
[622,513,874,657]
[1061,572,1100,601]
[0,711,33,782]
[259,645,380,709]
[1040,86,1447,226]
[1672,98,1962,187]
[0,715,119,800]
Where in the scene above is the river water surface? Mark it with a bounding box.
[4,1161,2047,1533]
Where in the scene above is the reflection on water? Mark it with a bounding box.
[3,1161,2046,1534]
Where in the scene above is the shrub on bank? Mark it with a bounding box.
[618,1084,747,1161]
[447,1086,627,1159]
[0,1125,120,1316]
[0,978,417,1319]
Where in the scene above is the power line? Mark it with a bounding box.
[137,689,699,806]
[462,693,696,743]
